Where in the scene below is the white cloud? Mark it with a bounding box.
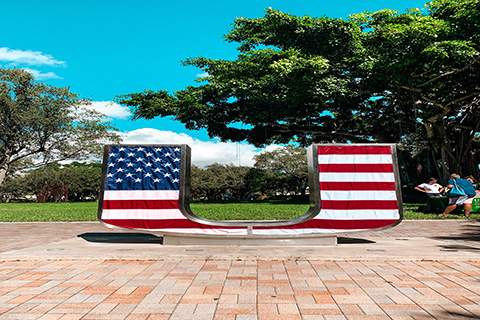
[119,128,278,167]
[264,144,283,153]
[196,72,209,78]
[0,47,66,67]
[22,68,63,80]
[86,101,131,119]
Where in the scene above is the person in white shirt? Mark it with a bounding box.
[414,178,444,198]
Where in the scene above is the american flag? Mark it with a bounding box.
[99,144,401,235]
[99,145,247,234]
[253,145,402,235]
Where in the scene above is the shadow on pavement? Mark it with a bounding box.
[438,244,480,253]
[432,221,480,242]
[78,233,163,244]
[337,237,375,244]
[78,234,374,245]
[442,311,479,319]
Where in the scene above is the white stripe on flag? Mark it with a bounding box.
[252,228,363,235]
[320,190,397,201]
[103,190,179,200]
[161,228,248,235]
[319,172,395,182]
[318,154,393,164]
[313,209,400,220]
[101,209,185,220]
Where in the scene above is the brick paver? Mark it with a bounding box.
[1,220,480,319]
[1,259,480,319]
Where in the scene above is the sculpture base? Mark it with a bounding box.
[163,234,337,246]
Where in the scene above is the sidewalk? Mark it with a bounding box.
[0,220,479,319]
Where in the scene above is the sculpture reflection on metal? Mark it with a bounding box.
[97,144,403,237]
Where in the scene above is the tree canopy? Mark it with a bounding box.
[191,163,251,200]
[251,145,308,196]
[0,162,103,202]
[0,68,120,187]
[351,1,480,178]
[116,0,480,180]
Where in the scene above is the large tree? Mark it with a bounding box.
[0,68,120,187]
[350,1,480,179]
[116,9,366,146]
[116,0,480,179]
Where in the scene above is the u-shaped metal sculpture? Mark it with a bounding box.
[98,144,403,237]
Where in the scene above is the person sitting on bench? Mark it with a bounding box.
[414,178,444,198]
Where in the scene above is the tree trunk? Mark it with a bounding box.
[440,146,449,185]
[0,148,12,188]
[432,150,443,182]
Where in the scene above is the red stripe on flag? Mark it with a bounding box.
[103,218,399,231]
[102,219,246,230]
[103,199,179,210]
[319,182,396,190]
[318,146,392,154]
[319,163,393,172]
[321,200,398,210]
[255,219,399,230]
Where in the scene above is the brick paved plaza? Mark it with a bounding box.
[1,221,480,319]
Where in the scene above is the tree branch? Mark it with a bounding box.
[398,85,422,93]
[8,147,44,166]
[419,94,447,110]
[262,122,364,139]
[417,63,474,88]
[445,92,480,108]
[449,123,477,130]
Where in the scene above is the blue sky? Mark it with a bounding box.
[1,0,427,166]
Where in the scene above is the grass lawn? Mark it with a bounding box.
[0,201,478,222]
[0,202,99,222]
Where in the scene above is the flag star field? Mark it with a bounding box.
[105,146,181,191]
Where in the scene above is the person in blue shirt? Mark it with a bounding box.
[439,173,477,218]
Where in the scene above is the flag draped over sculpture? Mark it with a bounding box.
[253,145,401,234]
[98,144,402,235]
[99,145,246,234]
